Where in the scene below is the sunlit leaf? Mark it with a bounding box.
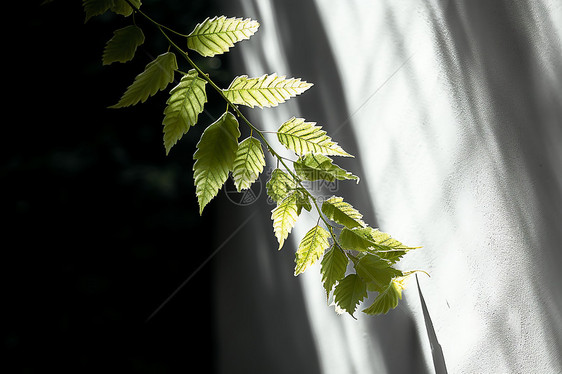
[366,229,421,263]
[339,227,418,263]
[333,274,367,317]
[277,117,353,157]
[232,136,266,191]
[163,69,207,155]
[193,112,240,215]
[266,169,296,204]
[321,196,365,229]
[223,74,313,108]
[294,154,358,183]
[187,16,259,57]
[294,225,331,276]
[354,253,402,292]
[320,246,348,297]
[271,192,300,250]
[110,52,177,108]
[362,277,408,315]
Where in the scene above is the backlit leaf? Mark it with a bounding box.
[362,277,407,315]
[223,74,313,108]
[321,196,365,229]
[163,69,207,155]
[83,0,141,22]
[294,154,358,183]
[333,274,367,317]
[110,52,177,108]
[109,0,141,17]
[294,225,331,276]
[103,25,145,65]
[354,253,402,292]
[193,112,240,215]
[277,117,353,157]
[271,192,300,250]
[339,227,418,263]
[320,246,348,296]
[366,229,421,263]
[187,16,259,57]
[266,169,296,204]
[232,136,266,191]
[339,227,375,251]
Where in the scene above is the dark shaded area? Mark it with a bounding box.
[4,1,227,372]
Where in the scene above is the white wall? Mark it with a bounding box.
[214,1,562,372]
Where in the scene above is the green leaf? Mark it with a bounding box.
[110,0,141,17]
[277,117,353,157]
[320,246,348,296]
[339,227,419,264]
[321,196,365,229]
[339,227,418,263]
[83,0,113,22]
[294,154,358,183]
[187,16,260,57]
[295,189,312,215]
[266,169,298,203]
[339,227,375,251]
[333,274,367,317]
[163,69,207,155]
[271,192,300,250]
[223,74,313,108]
[354,253,402,292]
[193,112,240,215]
[366,229,420,263]
[362,277,407,315]
[294,225,331,276]
[103,25,145,65]
[83,0,141,22]
[110,52,177,108]
[232,136,266,191]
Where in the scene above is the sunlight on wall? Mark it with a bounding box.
[217,0,562,373]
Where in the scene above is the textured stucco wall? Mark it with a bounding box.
[214,1,562,372]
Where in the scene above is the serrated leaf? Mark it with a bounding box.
[110,0,141,17]
[339,227,418,263]
[354,253,403,292]
[333,274,367,317]
[271,192,300,250]
[320,246,348,297]
[295,189,312,215]
[266,169,297,203]
[367,229,421,263]
[223,74,313,108]
[103,25,145,65]
[362,277,407,315]
[277,117,353,157]
[187,16,259,57]
[294,154,358,183]
[83,0,141,22]
[321,196,365,229]
[232,137,266,191]
[163,69,207,155]
[193,112,240,215]
[110,52,177,108]
[294,225,331,276]
[339,227,375,251]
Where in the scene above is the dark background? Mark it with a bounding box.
[3,1,236,372]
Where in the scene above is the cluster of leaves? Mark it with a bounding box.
[83,0,423,317]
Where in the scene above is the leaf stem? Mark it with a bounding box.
[123,0,338,244]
